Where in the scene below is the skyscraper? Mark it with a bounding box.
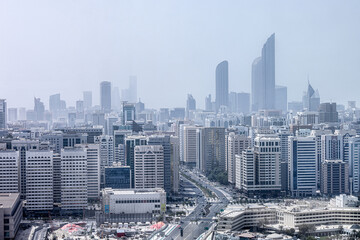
[49,93,61,120]
[251,34,276,111]
[186,94,196,119]
[26,150,54,211]
[318,102,338,123]
[8,108,17,122]
[0,99,6,129]
[34,97,45,121]
[100,81,111,113]
[302,82,320,111]
[122,102,136,124]
[83,91,92,109]
[134,145,164,189]
[275,85,287,113]
[262,33,276,109]
[288,136,317,197]
[215,61,229,112]
[205,94,213,112]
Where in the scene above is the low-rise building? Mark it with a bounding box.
[217,205,277,231]
[0,193,22,239]
[102,188,166,215]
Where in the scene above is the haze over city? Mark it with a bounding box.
[3,1,360,240]
[1,0,360,109]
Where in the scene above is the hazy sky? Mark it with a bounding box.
[1,0,360,110]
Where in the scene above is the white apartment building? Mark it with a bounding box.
[134,145,164,189]
[61,148,87,210]
[235,149,254,190]
[102,188,166,214]
[0,150,20,193]
[238,135,281,195]
[26,150,53,211]
[226,133,250,184]
[182,125,199,166]
[84,144,100,200]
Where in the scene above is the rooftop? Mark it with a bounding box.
[103,188,165,195]
[0,193,20,209]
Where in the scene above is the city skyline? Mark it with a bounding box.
[1,1,360,109]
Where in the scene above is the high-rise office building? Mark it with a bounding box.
[105,165,131,189]
[0,150,20,193]
[275,85,287,113]
[148,135,172,193]
[251,34,276,111]
[26,150,54,211]
[135,100,145,114]
[76,100,84,120]
[215,61,229,112]
[278,129,291,191]
[170,108,185,120]
[170,136,180,194]
[302,83,320,111]
[100,81,111,113]
[319,102,338,123]
[321,160,349,195]
[186,94,196,119]
[229,92,250,114]
[181,125,199,167]
[205,94,213,112]
[198,127,226,174]
[84,144,100,201]
[288,136,317,197]
[7,108,17,122]
[53,153,61,204]
[18,107,26,121]
[159,108,170,123]
[11,140,40,199]
[49,93,61,120]
[34,97,45,121]
[94,135,114,188]
[60,148,88,211]
[0,99,6,129]
[134,145,164,189]
[122,103,136,124]
[125,135,147,188]
[251,57,262,112]
[83,91,92,109]
[321,134,343,162]
[349,136,360,194]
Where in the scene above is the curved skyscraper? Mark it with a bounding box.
[251,33,276,111]
[215,60,229,112]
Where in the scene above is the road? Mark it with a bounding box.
[165,167,231,240]
[33,227,47,240]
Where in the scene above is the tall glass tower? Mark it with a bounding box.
[215,60,229,112]
[251,33,276,111]
[100,81,111,113]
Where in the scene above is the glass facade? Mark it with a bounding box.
[105,167,131,189]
